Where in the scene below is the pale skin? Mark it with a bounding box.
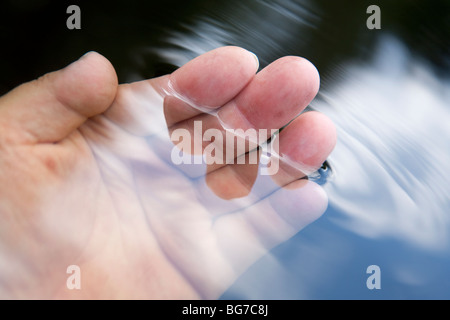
[0,47,336,299]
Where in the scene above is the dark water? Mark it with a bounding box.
[1,0,449,299]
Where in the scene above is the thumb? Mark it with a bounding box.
[0,52,118,144]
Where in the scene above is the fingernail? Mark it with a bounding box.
[248,50,259,70]
[78,51,96,61]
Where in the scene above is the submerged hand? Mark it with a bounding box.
[0,47,336,299]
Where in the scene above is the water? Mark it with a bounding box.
[1,0,449,299]
[148,1,450,299]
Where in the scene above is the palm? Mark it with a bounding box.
[0,47,336,299]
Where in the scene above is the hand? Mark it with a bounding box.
[0,47,336,299]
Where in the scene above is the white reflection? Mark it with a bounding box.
[149,0,317,67]
[314,34,450,250]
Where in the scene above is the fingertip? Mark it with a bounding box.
[169,46,259,108]
[280,110,337,170]
[281,56,321,103]
[0,51,119,144]
[233,55,321,130]
[296,57,320,99]
[54,51,118,117]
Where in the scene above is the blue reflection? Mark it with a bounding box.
[224,34,450,300]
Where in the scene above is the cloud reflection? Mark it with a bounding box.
[314,34,450,250]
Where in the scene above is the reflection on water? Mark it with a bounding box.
[318,34,450,250]
[1,0,449,299]
[148,1,450,299]
[222,35,450,297]
[138,1,450,298]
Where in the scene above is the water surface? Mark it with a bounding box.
[1,0,449,299]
